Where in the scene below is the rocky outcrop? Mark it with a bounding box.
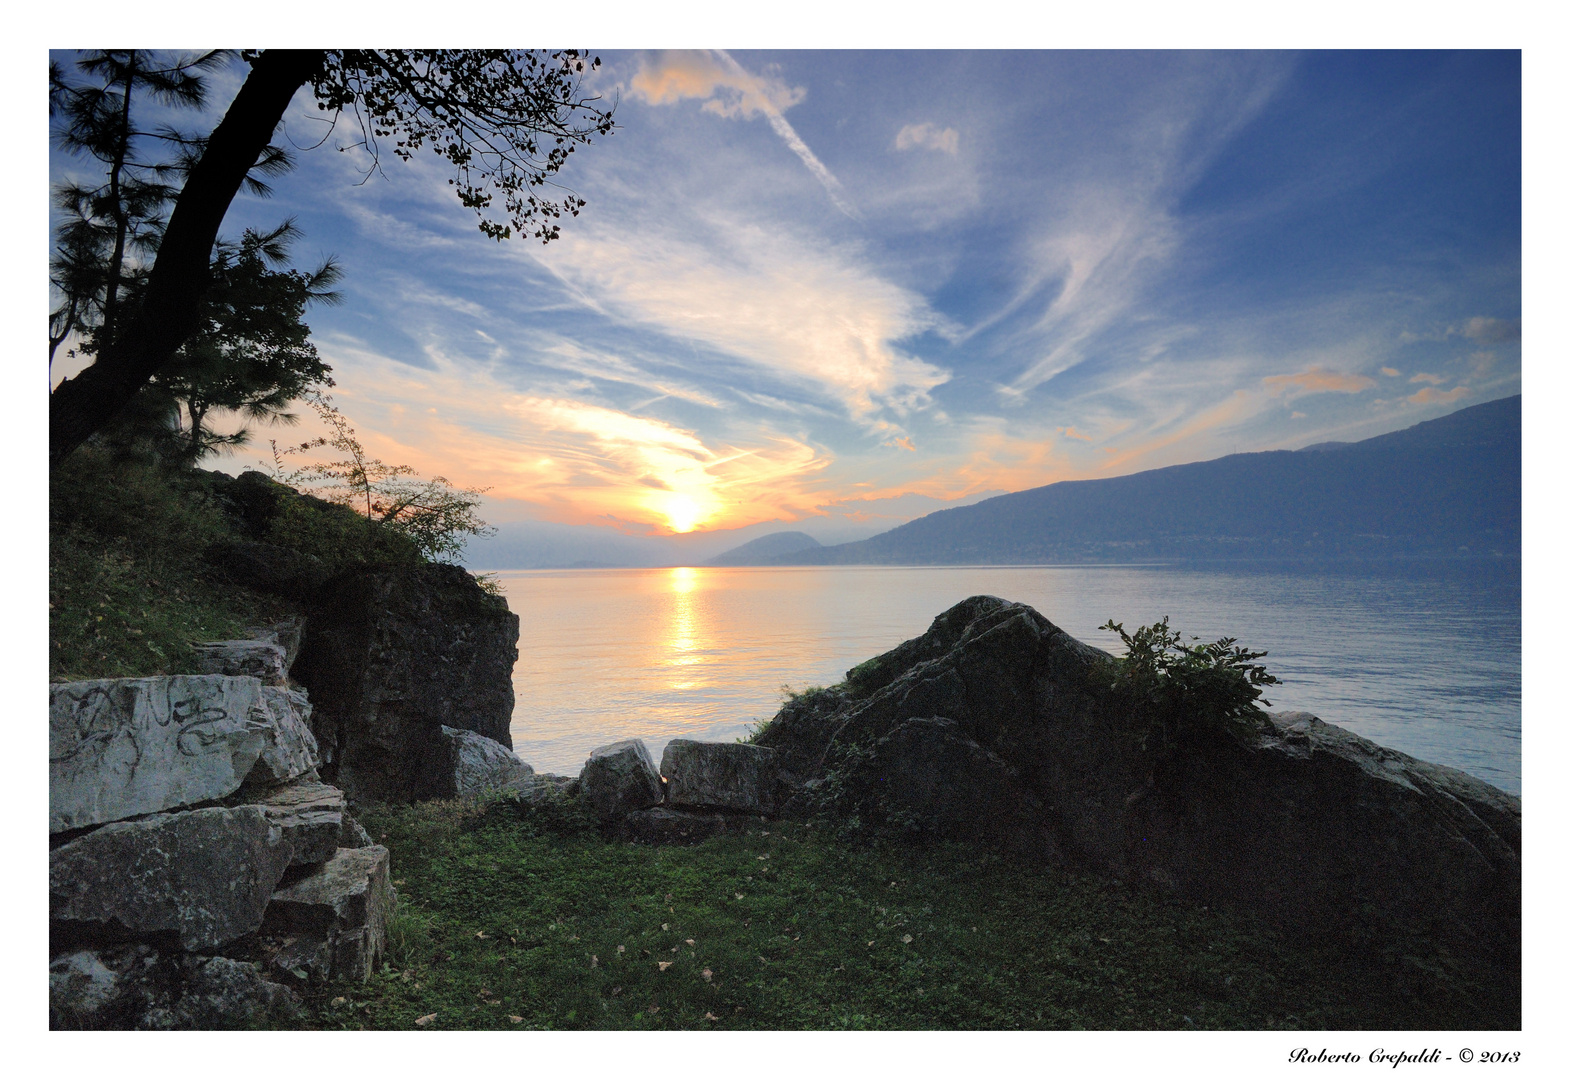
[581,739,664,821]
[50,945,299,1030]
[50,806,295,951]
[291,563,521,803]
[50,675,319,834]
[754,595,1522,986]
[661,739,778,814]
[433,725,535,798]
[49,663,396,1029]
[260,846,396,984]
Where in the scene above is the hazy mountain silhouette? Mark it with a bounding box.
[763,396,1519,566]
[708,530,823,566]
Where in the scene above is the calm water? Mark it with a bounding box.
[491,563,1521,795]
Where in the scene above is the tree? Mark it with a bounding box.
[271,392,495,562]
[49,49,615,466]
[149,221,340,460]
[48,50,290,370]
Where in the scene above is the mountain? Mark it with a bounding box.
[707,530,823,566]
[768,395,1520,566]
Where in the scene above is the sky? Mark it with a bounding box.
[48,48,1522,565]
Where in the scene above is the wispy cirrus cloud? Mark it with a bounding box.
[628,50,858,219]
[538,219,951,423]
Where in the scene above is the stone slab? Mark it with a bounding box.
[253,779,347,867]
[661,739,778,814]
[50,806,294,951]
[50,675,318,833]
[191,639,288,685]
[262,845,396,982]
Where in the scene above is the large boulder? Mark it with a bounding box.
[431,725,535,798]
[290,564,520,803]
[661,739,778,814]
[845,717,1049,852]
[259,845,396,983]
[580,739,664,821]
[49,944,299,1030]
[50,675,319,833]
[50,806,294,951]
[754,595,1522,988]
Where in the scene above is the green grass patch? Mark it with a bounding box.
[292,803,1508,1031]
[50,447,291,680]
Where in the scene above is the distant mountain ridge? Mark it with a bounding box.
[764,396,1519,566]
[707,530,822,566]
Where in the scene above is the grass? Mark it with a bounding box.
[290,801,1510,1031]
[49,448,293,680]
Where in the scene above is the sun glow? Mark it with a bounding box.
[657,493,704,533]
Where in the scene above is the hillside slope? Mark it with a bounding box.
[773,396,1519,565]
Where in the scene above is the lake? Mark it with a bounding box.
[489,562,1521,795]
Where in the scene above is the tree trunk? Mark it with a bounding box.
[49,49,326,467]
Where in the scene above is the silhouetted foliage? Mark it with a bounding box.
[271,393,495,561]
[146,222,340,460]
[1099,617,1280,758]
[50,49,617,464]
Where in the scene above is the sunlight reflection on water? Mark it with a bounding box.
[490,563,1520,794]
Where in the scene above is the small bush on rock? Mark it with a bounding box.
[1099,617,1280,758]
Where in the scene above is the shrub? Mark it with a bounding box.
[1099,617,1280,758]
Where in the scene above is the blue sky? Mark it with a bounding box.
[49,48,1521,563]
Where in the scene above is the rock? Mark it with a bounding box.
[615,806,760,845]
[850,717,1048,851]
[253,779,349,867]
[431,725,535,798]
[754,595,1522,988]
[339,812,374,849]
[49,944,299,1030]
[261,846,396,983]
[242,616,307,671]
[580,739,664,821]
[661,739,778,814]
[291,564,520,803]
[50,675,319,833]
[190,639,288,685]
[257,685,321,784]
[51,806,294,951]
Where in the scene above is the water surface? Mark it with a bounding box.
[491,563,1521,794]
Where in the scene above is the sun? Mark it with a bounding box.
[662,493,704,533]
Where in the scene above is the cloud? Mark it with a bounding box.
[287,342,834,536]
[540,220,950,422]
[628,50,857,218]
[629,50,803,118]
[1408,385,1471,406]
[1408,372,1446,385]
[894,122,959,155]
[1381,367,1401,377]
[1460,316,1520,344]
[1261,367,1377,398]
